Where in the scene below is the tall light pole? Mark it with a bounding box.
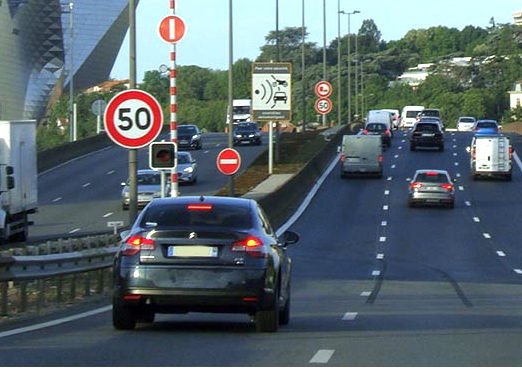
[322,0,326,127]
[228,0,234,196]
[64,2,74,142]
[339,10,359,124]
[301,0,306,134]
[337,0,341,127]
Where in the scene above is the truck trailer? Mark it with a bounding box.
[0,120,38,241]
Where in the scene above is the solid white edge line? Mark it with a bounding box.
[0,305,111,339]
[276,156,338,236]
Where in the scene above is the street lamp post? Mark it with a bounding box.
[337,0,341,127]
[339,10,360,125]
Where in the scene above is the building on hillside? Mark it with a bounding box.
[0,0,137,123]
[513,10,522,25]
[508,80,522,109]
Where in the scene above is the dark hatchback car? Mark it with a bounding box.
[177,124,202,150]
[112,196,299,332]
[410,120,444,151]
[363,122,392,147]
[233,122,262,146]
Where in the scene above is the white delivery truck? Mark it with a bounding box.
[0,120,38,241]
[230,99,252,124]
[339,134,383,178]
[400,105,424,129]
[467,134,512,181]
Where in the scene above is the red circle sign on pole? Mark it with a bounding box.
[104,89,164,149]
[217,148,241,175]
[315,97,333,115]
[158,15,186,43]
[315,80,333,98]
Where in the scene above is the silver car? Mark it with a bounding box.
[177,151,198,184]
[456,116,476,131]
[121,169,170,210]
[408,169,455,208]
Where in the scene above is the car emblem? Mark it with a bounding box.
[189,232,197,240]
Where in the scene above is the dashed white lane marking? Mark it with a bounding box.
[383,205,389,211]
[379,236,386,242]
[458,186,464,191]
[483,233,491,239]
[515,269,522,275]
[372,270,381,277]
[310,350,335,364]
[69,228,80,234]
[381,221,387,226]
[376,253,385,260]
[497,251,506,257]
[103,212,114,218]
[465,201,471,206]
[342,312,358,320]
[384,190,390,195]
[473,217,480,222]
[387,176,393,181]
[360,291,371,297]
[52,197,62,202]
[82,183,91,188]
[107,170,115,175]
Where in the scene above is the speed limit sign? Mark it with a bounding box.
[104,89,164,149]
[315,97,332,115]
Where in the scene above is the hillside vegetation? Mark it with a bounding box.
[41,18,522,150]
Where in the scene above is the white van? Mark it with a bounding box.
[339,135,383,178]
[467,134,512,180]
[400,105,424,129]
[367,110,393,131]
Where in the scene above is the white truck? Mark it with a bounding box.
[230,99,252,124]
[467,134,512,181]
[0,120,38,241]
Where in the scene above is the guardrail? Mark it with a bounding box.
[0,235,120,318]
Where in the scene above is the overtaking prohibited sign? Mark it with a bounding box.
[104,90,164,149]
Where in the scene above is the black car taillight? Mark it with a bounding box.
[232,237,267,258]
[122,236,155,256]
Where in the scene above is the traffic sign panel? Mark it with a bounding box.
[315,81,333,98]
[104,89,164,149]
[315,97,333,115]
[217,148,241,175]
[158,15,186,43]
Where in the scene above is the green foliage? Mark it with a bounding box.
[43,21,522,150]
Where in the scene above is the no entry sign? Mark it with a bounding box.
[158,15,186,44]
[217,148,241,175]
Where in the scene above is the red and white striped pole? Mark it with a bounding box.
[170,0,178,197]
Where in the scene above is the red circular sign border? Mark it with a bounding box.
[216,148,241,175]
[315,80,333,98]
[315,97,332,115]
[104,89,164,149]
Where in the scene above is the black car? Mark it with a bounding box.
[233,122,262,145]
[363,122,392,147]
[112,196,299,332]
[410,120,444,151]
[177,124,202,149]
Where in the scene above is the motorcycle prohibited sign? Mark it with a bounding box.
[104,90,164,149]
[315,97,332,115]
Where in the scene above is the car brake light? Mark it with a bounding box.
[378,155,383,165]
[509,145,513,159]
[472,146,476,159]
[340,154,345,162]
[122,236,155,256]
[363,129,369,134]
[187,204,213,210]
[232,237,267,258]
[440,183,453,191]
[426,172,438,175]
[411,182,422,189]
[384,129,390,135]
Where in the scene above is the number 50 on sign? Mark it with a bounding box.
[315,97,332,115]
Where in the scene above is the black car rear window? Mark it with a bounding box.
[139,204,252,229]
[415,123,439,132]
[366,123,386,131]
[421,110,440,117]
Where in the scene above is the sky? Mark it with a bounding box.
[110,0,521,81]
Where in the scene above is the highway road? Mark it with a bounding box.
[3,130,522,366]
[30,132,268,239]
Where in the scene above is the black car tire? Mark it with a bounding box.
[255,288,279,332]
[279,281,291,326]
[112,298,137,330]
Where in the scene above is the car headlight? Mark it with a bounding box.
[183,166,194,173]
